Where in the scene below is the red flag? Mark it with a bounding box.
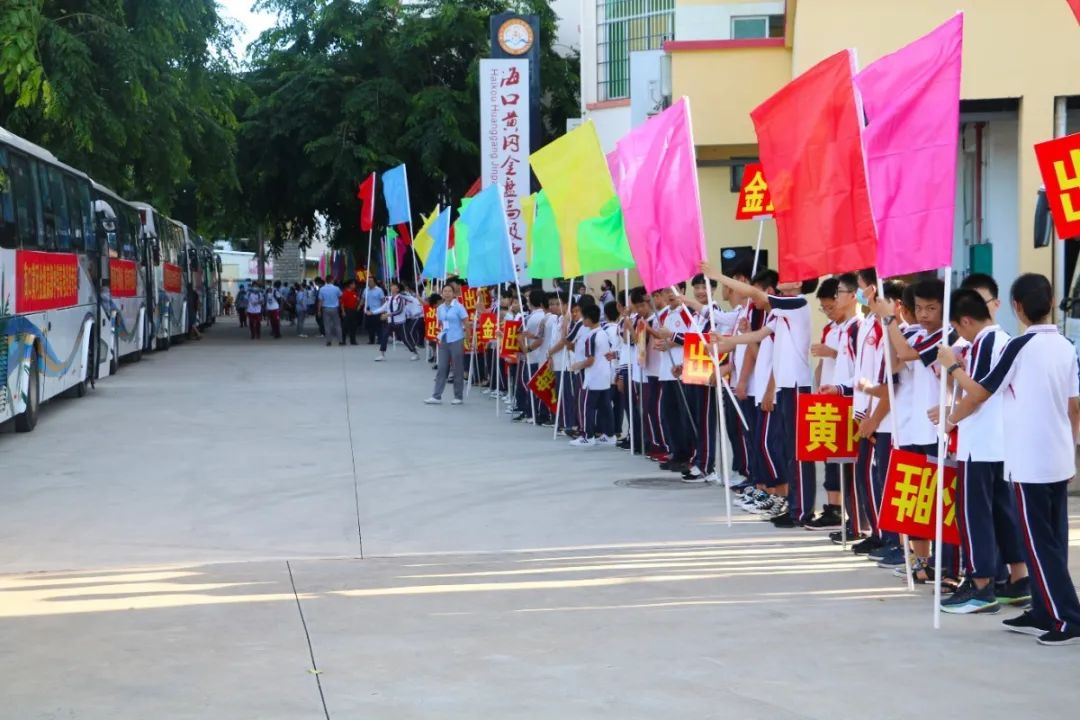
[751,50,877,282]
[357,173,376,231]
[1069,0,1080,24]
[464,177,482,198]
[395,223,413,245]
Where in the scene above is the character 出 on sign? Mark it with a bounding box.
[795,394,858,462]
[877,449,961,545]
[1034,132,1080,239]
[423,305,440,342]
[499,319,522,362]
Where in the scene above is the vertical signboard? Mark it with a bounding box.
[480,58,531,284]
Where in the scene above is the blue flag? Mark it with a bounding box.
[421,207,452,280]
[462,184,514,287]
[382,164,411,225]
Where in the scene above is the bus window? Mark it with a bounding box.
[35,161,59,250]
[63,175,87,253]
[46,167,73,251]
[0,149,15,249]
[129,208,145,263]
[8,154,39,249]
[78,183,95,253]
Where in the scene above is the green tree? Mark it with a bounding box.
[0,0,243,231]
[237,0,579,254]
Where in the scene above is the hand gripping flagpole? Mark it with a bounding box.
[624,269,635,455]
[933,267,953,629]
[495,284,502,418]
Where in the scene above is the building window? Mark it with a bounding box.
[597,0,675,102]
[730,14,785,40]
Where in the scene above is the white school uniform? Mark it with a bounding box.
[525,308,547,365]
[767,294,812,390]
[956,324,1009,463]
[584,327,613,391]
[658,307,689,382]
[645,311,663,379]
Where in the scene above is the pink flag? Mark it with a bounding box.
[609,98,706,292]
[855,14,963,278]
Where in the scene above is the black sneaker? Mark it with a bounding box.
[941,579,1000,615]
[1002,610,1051,637]
[851,536,885,555]
[829,527,866,544]
[771,514,799,529]
[512,413,527,423]
[998,577,1032,607]
[804,505,842,531]
[1037,628,1080,646]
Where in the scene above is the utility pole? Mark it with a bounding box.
[257,226,267,283]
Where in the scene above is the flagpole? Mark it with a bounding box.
[624,269,634,455]
[495,285,502,417]
[933,267,952,630]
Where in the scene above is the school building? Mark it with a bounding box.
[578,0,1080,333]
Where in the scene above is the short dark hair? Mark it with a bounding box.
[529,288,548,309]
[547,291,563,305]
[582,304,601,323]
[752,268,779,291]
[882,279,906,304]
[604,301,620,322]
[1010,273,1053,322]
[816,277,839,300]
[691,273,717,289]
[390,280,401,291]
[950,288,992,323]
[578,293,596,308]
[961,273,999,300]
[901,285,916,315]
[428,293,441,305]
[630,286,648,304]
[731,261,754,281]
[836,272,859,292]
[857,267,878,287]
[913,278,945,304]
[800,278,820,295]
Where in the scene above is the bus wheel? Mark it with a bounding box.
[156,335,170,352]
[14,349,40,433]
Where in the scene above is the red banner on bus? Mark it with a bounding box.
[163,263,183,294]
[16,250,79,313]
[110,258,138,298]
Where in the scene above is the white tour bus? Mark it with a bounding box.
[0,127,114,432]
[133,202,190,349]
[93,183,150,361]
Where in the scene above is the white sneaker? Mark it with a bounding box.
[482,389,492,395]
[451,398,463,405]
[410,354,419,361]
[568,437,594,447]
[375,354,385,362]
[702,472,720,484]
[424,397,442,405]
[298,334,309,338]
[595,435,616,445]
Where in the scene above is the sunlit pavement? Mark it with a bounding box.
[2,323,1078,719]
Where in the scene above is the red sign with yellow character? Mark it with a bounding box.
[526,360,559,414]
[681,333,714,386]
[477,312,498,345]
[795,393,858,462]
[110,258,138,298]
[16,250,79,313]
[735,162,774,220]
[877,449,960,544]
[500,319,522,362]
[163,263,183,294]
[1035,132,1080,239]
[423,304,440,342]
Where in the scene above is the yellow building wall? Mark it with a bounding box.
[790,0,1080,282]
[671,47,792,146]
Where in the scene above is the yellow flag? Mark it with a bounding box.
[520,193,536,265]
[413,206,440,263]
[529,121,617,277]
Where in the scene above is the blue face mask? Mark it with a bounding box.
[855,288,868,306]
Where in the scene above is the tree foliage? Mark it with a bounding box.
[0,0,243,229]
[238,0,580,252]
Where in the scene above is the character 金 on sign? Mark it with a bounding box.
[526,361,559,414]
[680,333,714,386]
[477,312,498,344]
[1034,132,1080,239]
[735,162,774,220]
[795,394,858,462]
[877,449,961,544]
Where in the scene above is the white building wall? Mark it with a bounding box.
[986,119,1020,334]
[585,106,632,153]
[674,2,785,41]
[551,0,582,53]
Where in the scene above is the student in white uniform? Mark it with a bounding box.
[942,274,1080,646]
[569,303,614,446]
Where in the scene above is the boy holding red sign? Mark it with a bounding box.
[940,275,1079,645]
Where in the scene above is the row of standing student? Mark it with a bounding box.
[441,266,1080,647]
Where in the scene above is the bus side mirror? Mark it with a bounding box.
[152,240,161,266]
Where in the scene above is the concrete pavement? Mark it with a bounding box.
[1,322,1078,718]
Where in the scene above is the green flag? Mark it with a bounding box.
[448,197,472,277]
[529,190,562,279]
[576,195,634,274]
